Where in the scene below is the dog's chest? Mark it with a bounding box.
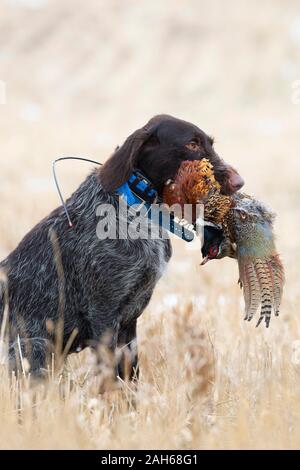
[118,239,171,322]
[120,238,171,287]
[96,238,171,323]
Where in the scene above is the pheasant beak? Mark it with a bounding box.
[200,256,210,265]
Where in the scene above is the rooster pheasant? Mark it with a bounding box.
[163,159,285,327]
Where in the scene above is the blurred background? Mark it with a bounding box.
[0,0,299,308]
[0,0,300,449]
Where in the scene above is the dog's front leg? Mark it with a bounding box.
[8,337,53,377]
[88,321,121,391]
[117,319,138,382]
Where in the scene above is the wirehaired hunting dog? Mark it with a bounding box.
[0,114,244,378]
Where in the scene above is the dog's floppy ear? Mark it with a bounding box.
[99,123,156,192]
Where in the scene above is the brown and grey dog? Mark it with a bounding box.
[0,114,243,378]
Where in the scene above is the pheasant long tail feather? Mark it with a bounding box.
[240,263,251,320]
[239,261,261,322]
[269,254,285,316]
[255,259,273,328]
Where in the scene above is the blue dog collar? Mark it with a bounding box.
[116,170,195,242]
[128,170,158,203]
[116,181,141,206]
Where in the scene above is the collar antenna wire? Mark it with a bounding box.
[52,156,102,228]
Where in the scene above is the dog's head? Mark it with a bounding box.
[100,114,244,196]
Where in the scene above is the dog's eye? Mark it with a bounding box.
[185,142,200,152]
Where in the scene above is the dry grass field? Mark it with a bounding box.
[0,0,300,449]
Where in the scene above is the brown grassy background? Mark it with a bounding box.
[0,0,300,449]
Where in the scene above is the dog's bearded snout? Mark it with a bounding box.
[213,160,244,195]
